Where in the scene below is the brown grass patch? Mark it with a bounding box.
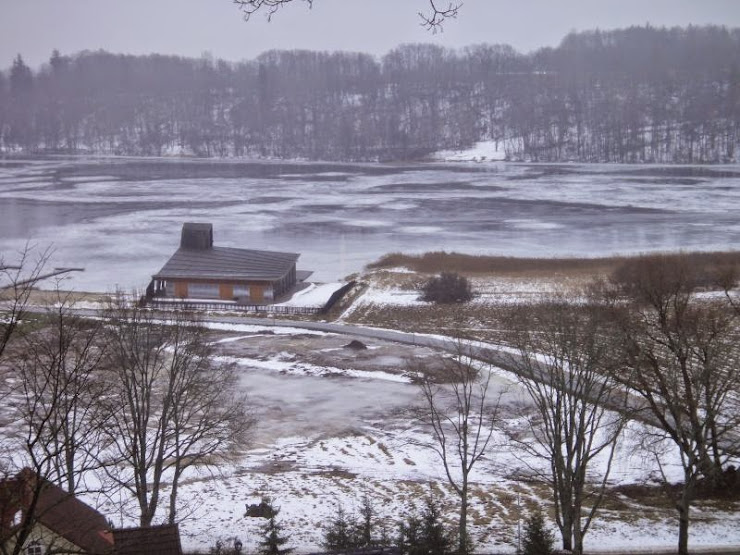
[367,250,740,280]
[344,302,514,344]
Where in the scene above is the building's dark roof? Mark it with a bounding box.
[112,524,183,555]
[154,246,299,282]
[35,482,113,554]
[296,270,314,282]
[0,469,113,554]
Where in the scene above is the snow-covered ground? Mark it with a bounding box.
[433,139,508,162]
[338,272,564,321]
[2,311,738,553]
[75,325,738,553]
[277,282,347,308]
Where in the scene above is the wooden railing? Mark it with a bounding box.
[143,298,321,315]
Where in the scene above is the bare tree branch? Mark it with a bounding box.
[418,0,462,32]
[414,339,502,554]
[503,297,625,555]
[232,0,462,31]
[100,296,254,526]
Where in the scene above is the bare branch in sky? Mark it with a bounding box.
[233,0,462,30]
[419,0,462,32]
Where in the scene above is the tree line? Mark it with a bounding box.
[1,24,739,163]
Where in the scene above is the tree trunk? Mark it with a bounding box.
[677,491,690,555]
[560,510,573,552]
[168,469,182,524]
[677,507,689,555]
[572,507,583,555]
[676,471,696,555]
[459,479,468,555]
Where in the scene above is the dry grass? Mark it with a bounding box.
[349,249,740,337]
[344,302,514,344]
[367,250,740,279]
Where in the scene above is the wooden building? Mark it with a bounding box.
[0,469,114,555]
[151,223,301,303]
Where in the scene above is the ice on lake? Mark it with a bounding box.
[1,158,739,292]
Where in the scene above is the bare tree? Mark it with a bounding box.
[101,299,254,526]
[607,255,740,555]
[415,341,502,554]
[232,0,462,31]
[715,261,740,315]
[504,298,625,555]
[0,250,94,555]
[0,247,49,361]
[12,292,108,494]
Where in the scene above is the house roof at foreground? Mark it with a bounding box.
[112,524,183,555]
[153,246,300,282]
[0,469,113,554]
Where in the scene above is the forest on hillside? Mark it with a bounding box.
[1,25,739,163]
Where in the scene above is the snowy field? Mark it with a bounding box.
[3,296,740,552]
[1,158,740,292]
[70,324,736,553]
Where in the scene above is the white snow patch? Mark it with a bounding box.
[277,282,347,308]
[433,140,507,162]
[215,354,412,384]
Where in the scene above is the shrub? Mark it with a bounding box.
[257,500,294,555]
[520,509,554,555]
[420,272,474,304]
[323,505,355,552]
[397,495,454,555]
[323,497,388,552]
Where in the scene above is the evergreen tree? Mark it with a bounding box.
[323,504,356,552]
[355,493,377,547]
[420,495,455,555]
[398,516,423,555]
[398,495,454,555]
[258,502,294,555]
[520,510,554,555]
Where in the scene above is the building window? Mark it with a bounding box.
[25,542,45,555]
[234,285,250,300]
[187,283,219,299]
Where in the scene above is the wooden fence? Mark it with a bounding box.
[144,298,321,316]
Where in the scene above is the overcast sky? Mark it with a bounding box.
[2,0,740,69]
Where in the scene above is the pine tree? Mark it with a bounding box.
[520,509,554,555]
[355,493,377,547]
[420,495,454,555]
[323,504,355,552]
[258,502,294,555]
[398,495,454,555]
[398,516,423,555]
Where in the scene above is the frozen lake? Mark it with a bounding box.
[1,157,739,292]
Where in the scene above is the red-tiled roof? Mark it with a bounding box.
[34,481,113,554]
[0,470,113,554]
[112,524,183,555]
